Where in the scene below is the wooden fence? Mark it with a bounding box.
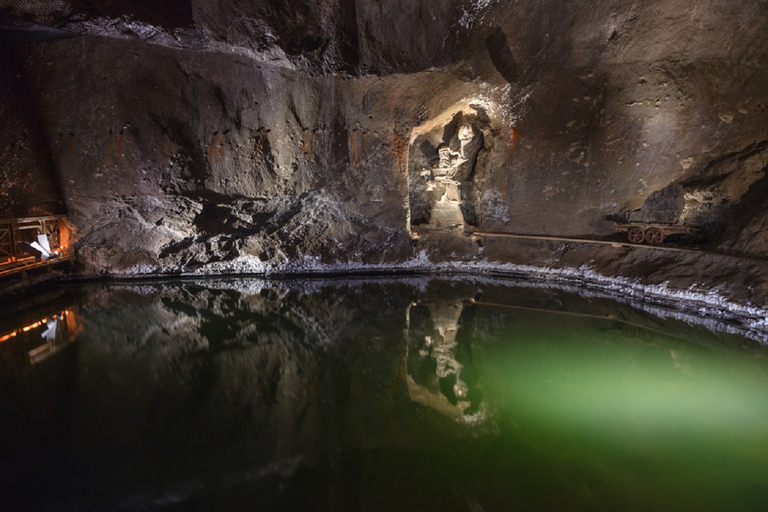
[0,215,74,278]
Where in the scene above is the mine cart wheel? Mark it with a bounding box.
[627,226,645,244]
[645,227,665,245]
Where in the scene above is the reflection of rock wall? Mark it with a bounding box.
[0,280,420,506]
[3,276,764,510]
[73,280,417,454]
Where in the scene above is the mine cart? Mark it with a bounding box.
[614,223,698,245]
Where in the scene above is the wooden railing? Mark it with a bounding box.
[0,215,74,278]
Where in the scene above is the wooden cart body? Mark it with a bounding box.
[615,223,698,245]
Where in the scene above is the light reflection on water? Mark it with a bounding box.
[1,277,767,511]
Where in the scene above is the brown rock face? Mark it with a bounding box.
[0,0,767,310]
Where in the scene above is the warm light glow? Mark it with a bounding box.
[0,216,74,276]
[58,218,75,250]
[22,320,44,332]
[0,331,18,343]
[0,312,70,343]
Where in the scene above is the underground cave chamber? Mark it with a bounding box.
[2,1,768,511]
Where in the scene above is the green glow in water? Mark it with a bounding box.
[476,315,768,511]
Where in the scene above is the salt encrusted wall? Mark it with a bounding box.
[0,0,766,289]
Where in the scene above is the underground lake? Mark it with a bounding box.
[1,276,768,512]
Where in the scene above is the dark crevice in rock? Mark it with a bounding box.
[284,34,325,56]
[336,0,361,73]
[194,203,260,236]
[486,27,518,83]
[158,237,195,259]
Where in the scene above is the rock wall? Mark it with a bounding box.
[0,0,767,287]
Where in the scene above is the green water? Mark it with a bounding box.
[476,313,768,511]
[1,277,767,511]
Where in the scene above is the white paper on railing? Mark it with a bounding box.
[41,319,57,341]
[29,241,50,261]
[37,234,52,254]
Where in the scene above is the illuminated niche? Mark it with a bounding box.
[407,99,500,235]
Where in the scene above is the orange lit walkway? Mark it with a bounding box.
[0,215,74,279]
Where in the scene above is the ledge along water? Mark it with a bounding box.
[1,275,768,511]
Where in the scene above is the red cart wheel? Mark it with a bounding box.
[645,227,664,245]
[627,226,645,244]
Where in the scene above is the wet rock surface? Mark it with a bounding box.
[0,0,767,314]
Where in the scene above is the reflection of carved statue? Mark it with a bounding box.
[424,303,465,395]
[407,300,483,420]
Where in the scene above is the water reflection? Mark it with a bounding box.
[0,307,81,370]
[407,298,485,422]
[1,277,768,511]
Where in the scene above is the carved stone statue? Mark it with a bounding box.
[424,127,474,231]
[408,109,489,232]
[458,124,473,158]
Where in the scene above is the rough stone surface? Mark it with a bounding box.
[1,0,767,314]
